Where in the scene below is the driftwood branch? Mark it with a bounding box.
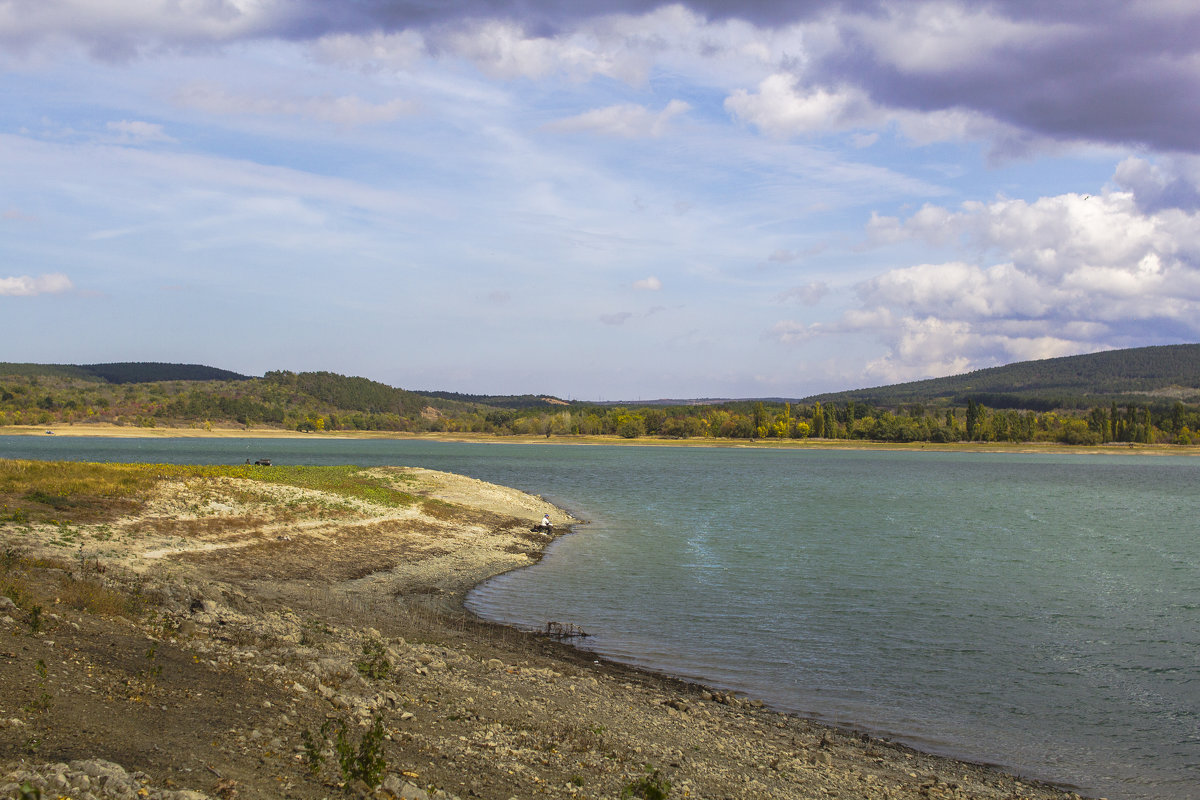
[543,621,590,639]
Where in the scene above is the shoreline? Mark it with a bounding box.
[383,480,1105,800]
[7,421,1195,457]
[1,460,1100,799]
[460,532,1084,798]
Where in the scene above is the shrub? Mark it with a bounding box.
[622,766,670,800]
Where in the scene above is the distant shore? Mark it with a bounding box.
[5,421,1195,456]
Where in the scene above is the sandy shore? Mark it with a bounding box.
[0,464,1097,799]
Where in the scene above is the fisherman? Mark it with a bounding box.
[540,513,553,532]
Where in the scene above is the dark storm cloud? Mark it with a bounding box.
[1114,158,1200,213]
[9,0,1197,154]
[273,0,1200,155]
[813,2,1200,154]
[294,0,874,33]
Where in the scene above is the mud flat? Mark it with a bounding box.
[0,465,1094,799]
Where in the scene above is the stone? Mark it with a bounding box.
[380,774,407,795]
[399,782,430,800]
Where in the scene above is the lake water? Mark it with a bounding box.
[3,436,1198,800]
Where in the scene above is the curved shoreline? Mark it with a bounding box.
[459,522,1098,800]
[0,459,1100,800]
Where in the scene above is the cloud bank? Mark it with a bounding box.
[773,163,1200,382]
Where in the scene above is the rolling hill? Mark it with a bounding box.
[4,346,1200,444]
[803,344,1200,409]
[0,362,248,384]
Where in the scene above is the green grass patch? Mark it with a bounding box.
[233,465,418,508]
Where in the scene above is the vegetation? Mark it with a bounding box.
[0,460,418,526]
[4,345,1200,446]
[0,361,246,384]
[622,765,671,800]
[304,713,389,790]
[807,344,1200,408]
[355,636,393,680]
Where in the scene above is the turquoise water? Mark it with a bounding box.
[2,437,1197,800]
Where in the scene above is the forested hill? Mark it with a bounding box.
[804,344,1200,409]
[6,347,1200,445]
[0,364,570,433]
[0,362,248,384]
[418,390,569,409]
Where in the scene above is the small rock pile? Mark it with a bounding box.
[1,759,449,800]
[1,759,211,800]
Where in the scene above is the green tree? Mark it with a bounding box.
[811,402,825,438]
[752,402,766,438]
[966,399,983,441]
[616,414,645,439]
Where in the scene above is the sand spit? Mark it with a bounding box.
[0,466,1095,799]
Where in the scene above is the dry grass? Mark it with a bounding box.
[0,459,424,525]
[139,513,272,537]
[1,547,153,622]
[55,571,148,617]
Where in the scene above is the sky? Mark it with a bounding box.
[3,1,1200,400]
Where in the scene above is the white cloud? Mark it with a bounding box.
[782,174,1200,382]
[545,100,689,138]
[725,71,1026,150]
[440,6,803,88]
[865,192,1190,282]
[632,276,662,291]
[726,74,877,137]
[106,119,176,144]
[0,273,73,296]
[856,261,1051,319]
[445,19,633,82]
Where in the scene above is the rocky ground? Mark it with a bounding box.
[0,465,1098,800]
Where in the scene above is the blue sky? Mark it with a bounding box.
[4,1,1200,400]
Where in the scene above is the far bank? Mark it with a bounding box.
[4,422,1195,456]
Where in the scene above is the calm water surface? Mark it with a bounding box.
[3,436,1197,800]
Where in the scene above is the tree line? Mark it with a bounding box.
[422,399,1200,445]
[3,370,1200,445]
